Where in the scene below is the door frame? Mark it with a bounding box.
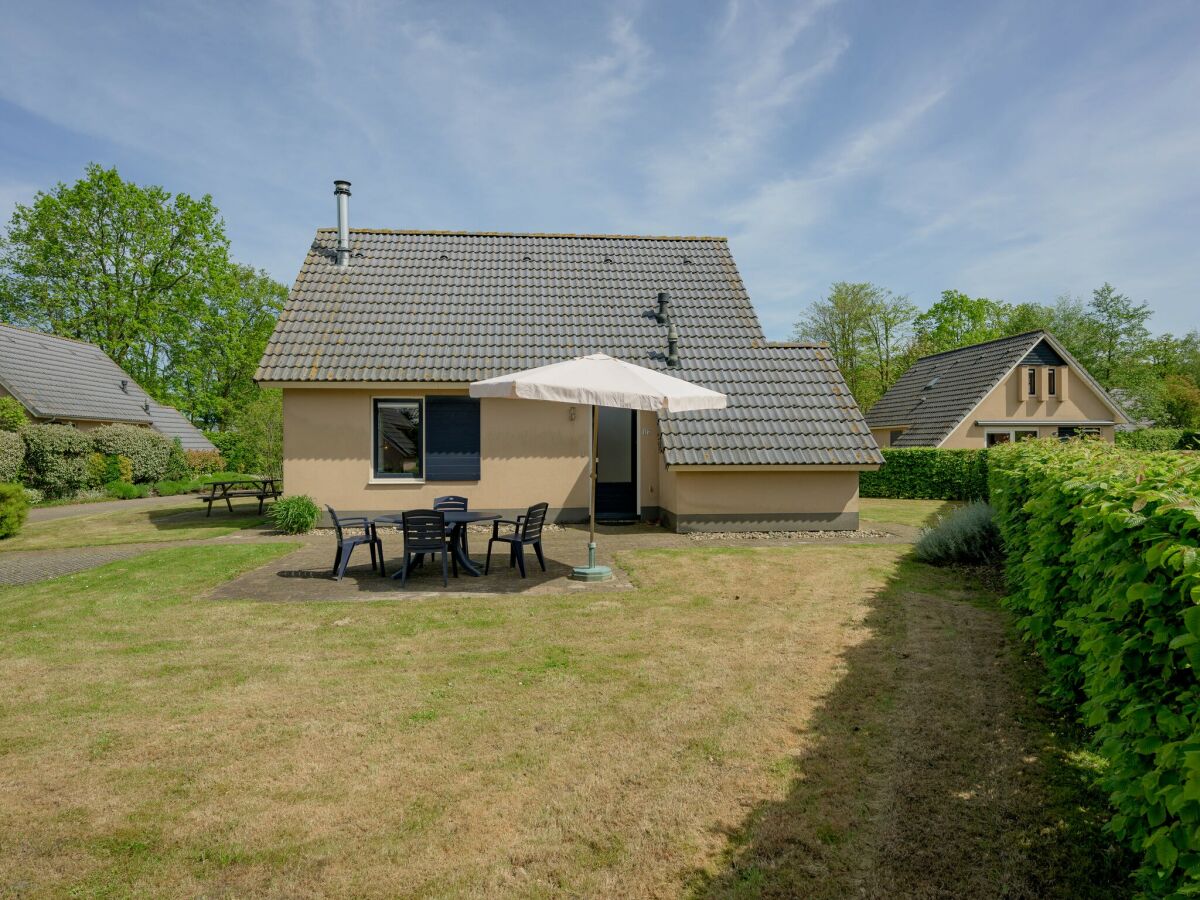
[593,407,639,520]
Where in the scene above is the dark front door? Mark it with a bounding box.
[595,407,637,520]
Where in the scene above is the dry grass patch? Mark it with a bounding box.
[0,542,1129,897]
[0,503,266,552]
[859,497,963,528]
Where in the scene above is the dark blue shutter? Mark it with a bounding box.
[425,397,481,481]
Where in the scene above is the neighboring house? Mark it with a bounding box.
[255,185,882,532]
[0,323,216,451]
[865,330,1129,448]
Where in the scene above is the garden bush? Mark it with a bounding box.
[0,482,28,539]
[270,494,319,534]
[185,448,224,475]
[860,448,989,501]
[153,478,202,496]
[89,424,173,483]
[989,441,1200,894]
[20,424,92,497]
[85,452,123,488]
[163,438,191,481]
[22,487,43,506]
[0,430,24,482]
[1116,428,1200,451]
[0,397,28,432]
[913,501,1003,567]
[104,480,150,500]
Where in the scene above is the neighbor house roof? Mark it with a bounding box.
[0,323,215,451]
[257,229,881,467]
[864,330,1127,447]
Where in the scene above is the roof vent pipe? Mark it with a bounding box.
[334,180,352,267]
[655,291,671,324]
[666,322,680,368]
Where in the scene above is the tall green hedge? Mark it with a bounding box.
[0,431,23,482]
[20,424,93,497]
[1116,428,1200,451]
[989,441,1200,894]
[860,448,989,501]
[89,424,173,483]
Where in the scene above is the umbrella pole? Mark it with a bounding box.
[572,403,611,581]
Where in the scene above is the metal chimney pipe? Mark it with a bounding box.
[667,322,680,368]
[655,291,671,324]
[334,180,352,266]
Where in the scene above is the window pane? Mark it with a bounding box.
[1048,369,1056,395]
[375,400,422,477]
[987,432,1011,447]
[1015,430,1038,442]
[1027,368,1037,395]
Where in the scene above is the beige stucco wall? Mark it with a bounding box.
[283,387,593,516]
[940,366,1119,448]
[870,426,909,447]
[283,387,865,531]
[660,468,861,531]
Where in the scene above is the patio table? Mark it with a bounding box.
[374,510,501,579]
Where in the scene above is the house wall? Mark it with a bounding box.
[658,468,860,532]
[869,426,908,448]
[283,387,866,531]
[283,387,594,521]
[941,365,1118,448]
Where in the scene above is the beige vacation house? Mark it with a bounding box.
[255,183,882,532]
[865,331,1129,448]
[0,323,215,450]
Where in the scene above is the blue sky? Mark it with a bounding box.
[1,0,1197,338]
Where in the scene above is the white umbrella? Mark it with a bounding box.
[470,353,728,580]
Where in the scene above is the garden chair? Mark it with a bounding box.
[327,505,384,581]
[398,509,452,588]
[485,502,548,578]
[434,495,470,555]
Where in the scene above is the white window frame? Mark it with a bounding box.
[370,397,427,484]
[986,428,1040,447]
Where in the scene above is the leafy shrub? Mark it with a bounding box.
[989,441,1200,894]
[205,389,282,479]
[270,494,319,534]
[1115,428,1200,451]
[185,448,224,475]
[0,430,24,482]
[913,502,1003,567]
[104,480,150,500]
[163,438,191,481]
[20,424,92,497]
[153,478,202,496]
[0,397,28,432]
[22,487,43,505]
[85,452,123,488]
[860,448,989,501]
[0,482,28,539]
[89,424,172,483]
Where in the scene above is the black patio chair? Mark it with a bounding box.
[398,509,451,588]
[485,502,549,578]
[434,495,471,556]
[327,505,384,581]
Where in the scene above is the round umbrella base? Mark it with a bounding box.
[571,564,613,582]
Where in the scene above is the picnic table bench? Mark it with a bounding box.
[198,476,281,516]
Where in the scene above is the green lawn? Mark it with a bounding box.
[859,497,965,528]
[0,540,1129,897]
[0,502,267,552]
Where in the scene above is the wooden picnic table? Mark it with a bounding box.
[198,476,281,516]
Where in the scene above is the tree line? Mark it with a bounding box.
[794,282,1200,427]
[0,163,285,430]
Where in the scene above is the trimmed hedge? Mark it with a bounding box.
[989,441,1200,894]
[0,482,27,539]
[20,424,92,497]
[185,449,223,475]
[89,424,173,483]
[0,430,23,482]
[860,448,989,501]
[1116,428,1200,451]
